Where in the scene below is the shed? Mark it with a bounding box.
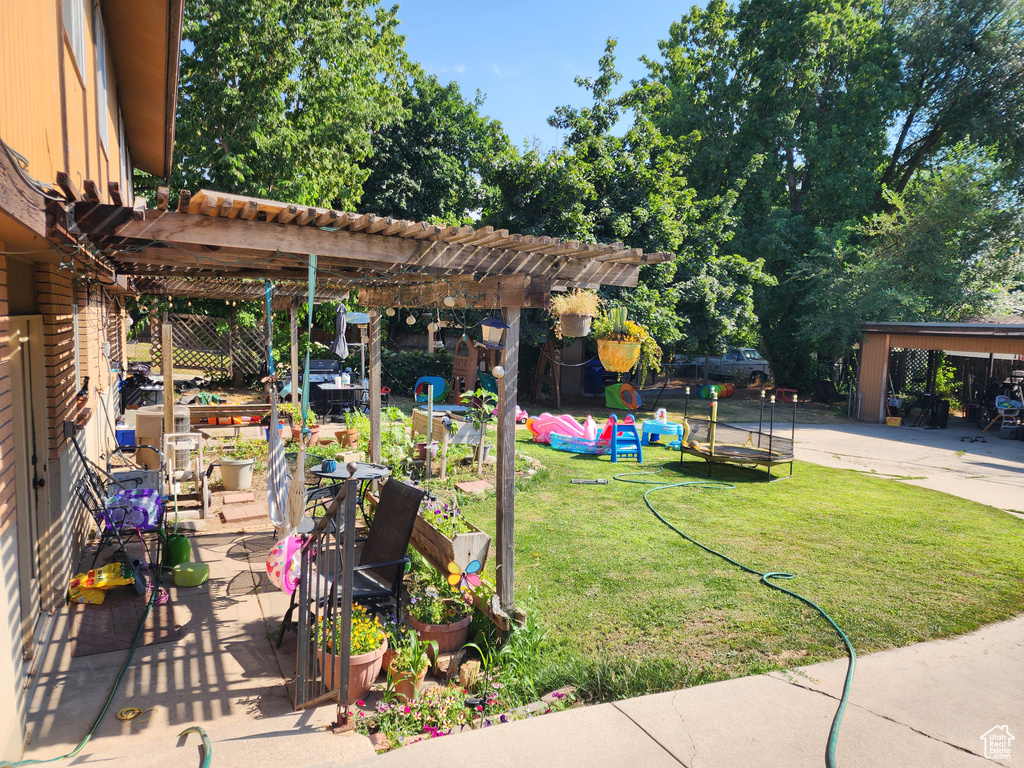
[857,321,1024,422]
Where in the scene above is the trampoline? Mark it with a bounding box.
[678,389,796,481]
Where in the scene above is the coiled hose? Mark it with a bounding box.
[612,469,856,768]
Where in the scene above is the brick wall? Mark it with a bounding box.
[36,264,75,457]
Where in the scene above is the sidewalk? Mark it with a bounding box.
[356,615,1023,767]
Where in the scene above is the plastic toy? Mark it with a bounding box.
[605,383,642,410]
[550,432,610,454]
[528,413,586,443]
[267,536,304,594]
[608,414,643,463]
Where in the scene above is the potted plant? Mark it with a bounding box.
[387,627,439,702]
[315,604,388,703]
[218,438,265,491]
[549,288,601,339]
[593,307,644,373]
[280,402,322,444]
[338,409,368,450]
[406,578,472,663]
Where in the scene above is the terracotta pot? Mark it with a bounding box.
[558,313,593,337]
[406,614,472,663]
[389,661,428,702]
[291,425,321,445]
[336,428,359,449]
[597,339,641,373]
[381,647,397,673]
[317,637,387,703]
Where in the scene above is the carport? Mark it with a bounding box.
[856,320,1024,423]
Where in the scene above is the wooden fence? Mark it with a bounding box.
[152,314,266,380]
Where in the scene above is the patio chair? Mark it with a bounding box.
[277,478,425,647]
[73,478,164,594]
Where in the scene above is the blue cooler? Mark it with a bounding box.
[115,427,135,447]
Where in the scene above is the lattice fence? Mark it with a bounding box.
[152,314,266,379]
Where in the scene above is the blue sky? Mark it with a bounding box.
[394,1,698,152]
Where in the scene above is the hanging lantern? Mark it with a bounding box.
[479,317,509,349]
[443,295,456,308]
[385,307,396,317]
[405,314,416,325]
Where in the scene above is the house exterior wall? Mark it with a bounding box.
[0,2,140,758]
[0,0,130,204]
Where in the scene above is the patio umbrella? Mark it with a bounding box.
[329,304,348,360]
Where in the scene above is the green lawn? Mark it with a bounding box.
[458,428,1024,688]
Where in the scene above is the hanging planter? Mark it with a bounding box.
[550,289,601,339]
[597,339,642,372]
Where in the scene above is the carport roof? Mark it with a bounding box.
[862,321,1024,338]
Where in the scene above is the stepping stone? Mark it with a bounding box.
[223,492,256,505]
[221,503,267,522]
[367,733,390,752]
[455,480,492,494]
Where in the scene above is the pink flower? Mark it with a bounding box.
[492,682,504,689]
[476,705,483,712]
[356,699,365,707]
[402,706,411,714]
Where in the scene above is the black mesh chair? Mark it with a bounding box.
[277,478,425,647]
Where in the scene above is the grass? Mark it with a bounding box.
[456,426,1024,695]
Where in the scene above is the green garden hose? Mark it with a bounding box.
[2,536,212,768]
[612,468,856,768]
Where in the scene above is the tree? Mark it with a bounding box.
[642,0,1024,387]
[173,0,410,208]
[357,74,510,224]
[484,40,772,351]
[801,141,1024,357]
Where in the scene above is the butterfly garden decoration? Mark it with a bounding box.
[447,559,483,604]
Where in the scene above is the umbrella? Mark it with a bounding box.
[330,304,348,360]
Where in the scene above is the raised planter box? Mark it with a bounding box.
[410,515,491,575]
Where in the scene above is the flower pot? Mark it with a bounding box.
[389,662,428,702]
[407,614,472,663]
[559,313,593,337]
[415,441,438,461]
[317,638,388,704]
[290,425,321,444]
[219,458,255,491]
[597,339,641,373]
[336,428,359,449]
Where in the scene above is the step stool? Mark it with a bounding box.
[609,415,643,463]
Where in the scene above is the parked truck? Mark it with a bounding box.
[672,347,772,385]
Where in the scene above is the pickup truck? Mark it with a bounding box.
[672,347,772,385]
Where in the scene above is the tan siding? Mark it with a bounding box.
[0,254,14,535]
[887,333,1024,357]
[857,333,890,423]
[0,0,126,199]
[36,264,75,457]
[0,0,62,184]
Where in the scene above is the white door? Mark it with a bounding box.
[9,316,50,658]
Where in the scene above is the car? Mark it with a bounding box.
[672,347,772,385]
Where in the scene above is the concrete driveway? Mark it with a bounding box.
[791,417,1024,514]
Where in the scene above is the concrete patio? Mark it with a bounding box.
[21,517,377,767]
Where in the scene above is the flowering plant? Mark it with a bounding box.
[407,580,470,625]
[315,605,385,656]
[424,498,476,537]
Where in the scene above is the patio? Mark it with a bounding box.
[22,513,378,766]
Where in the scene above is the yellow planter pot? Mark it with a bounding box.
[597,340,641,373]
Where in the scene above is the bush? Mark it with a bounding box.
[381,349,454,396]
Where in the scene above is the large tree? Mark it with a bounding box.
[173,0,410,209]
[357,74,510,224]
[643,0,1024,387]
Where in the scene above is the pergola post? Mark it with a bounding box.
[369,310,382,464]
[290,297,300,406]
[495,307,520,613]
[161,314,174,471]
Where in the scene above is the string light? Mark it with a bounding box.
[443,295,456,308]
[405,314,416,325]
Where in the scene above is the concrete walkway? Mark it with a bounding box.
[355,615,1023,768]
[791,417,1024,513]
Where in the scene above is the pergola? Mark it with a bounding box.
[63,187,669,613]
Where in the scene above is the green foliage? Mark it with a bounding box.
[359,73,510,224]
[390,627,438,678]
[380,349,454,396]
[173,0,410,208]
[799,142,1024,357]
[464,388,497,430]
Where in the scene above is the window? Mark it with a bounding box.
[94,3,108,149]
[63,0,87,86]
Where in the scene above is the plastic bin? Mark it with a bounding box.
[115,427,136,447]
